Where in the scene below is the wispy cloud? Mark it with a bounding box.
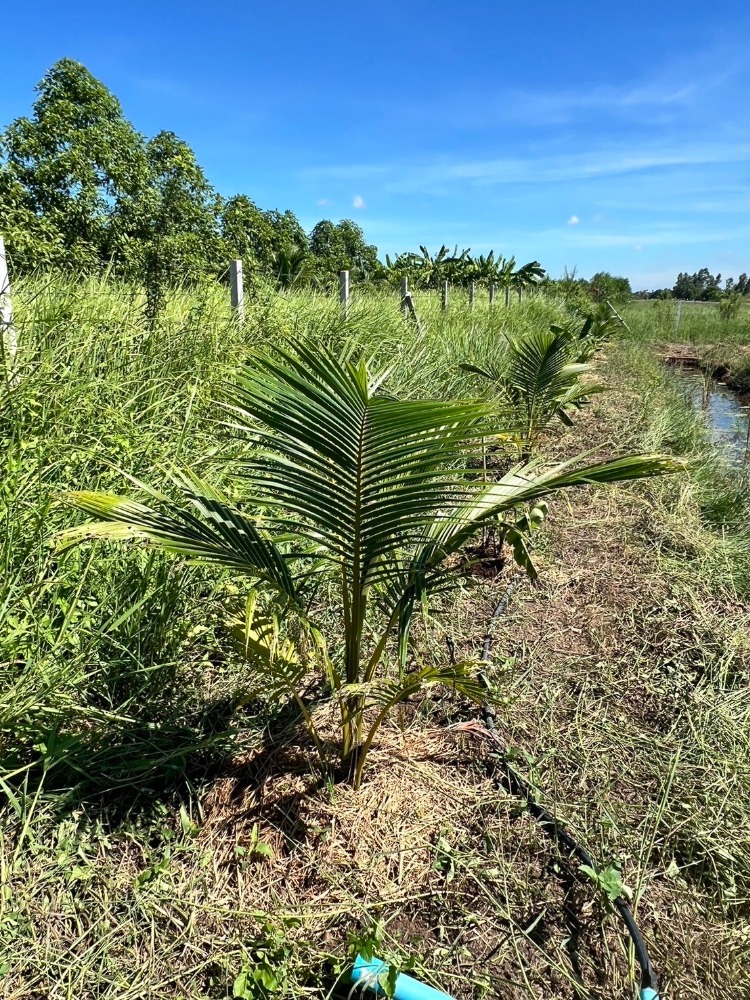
[306,141,750,195]
[401,142,750,190]
[404,45,746,130]
[353,194,365,209]
[567,215,580,225]
[556,224,750,248]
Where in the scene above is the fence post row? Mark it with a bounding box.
[230,259,244,324]
[0,234,17,374]
[339,270,350,319]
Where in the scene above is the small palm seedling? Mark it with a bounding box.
[59,339,678,786]
[272,246,312,290]
[462,325,605,458]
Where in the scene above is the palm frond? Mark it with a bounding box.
[224,339,495,583]
[58,488,298,603]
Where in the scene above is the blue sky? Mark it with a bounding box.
[3,1,750,289]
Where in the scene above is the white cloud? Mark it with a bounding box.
[316,198,329,205]
[304,141,750,201]
[353,194,366,209]
[567,215,580,225]
[633,244,644,251]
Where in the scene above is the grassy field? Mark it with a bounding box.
[2,280,750,999]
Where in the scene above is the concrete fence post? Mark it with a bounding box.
[339,269,350,319]
[0,235,17,375]
[489,283,496,307]
[230,259,244,323]
[469,281,475,310]
[400,277,409,316]
[441,280,449,311]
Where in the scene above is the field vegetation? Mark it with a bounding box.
[2,271,750,1000]
[3,51,750,1000]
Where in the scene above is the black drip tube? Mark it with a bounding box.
[456,582,660,1000]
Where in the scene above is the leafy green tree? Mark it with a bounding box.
[0,58,150,273]
[137,131,223,287]
[589,272,632,306]
[673,269,722,300]
[265,209,308,256]
[336,220,380,281]
[220,194,275,275]
[309,219,343,264]
[309,219,379,283]
[60,341,679,786]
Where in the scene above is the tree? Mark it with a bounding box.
[589,272,632,306]
[60,340,679,787]
[673,269,722,300]
[138,131,222,285]
[265,209,308,256]
[310,219,379,283]
[220,194,275,276]
[0,58,150,273]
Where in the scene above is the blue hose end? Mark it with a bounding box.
[640,989,660,1000]
[352,954,390,992]
[352,954,456,999]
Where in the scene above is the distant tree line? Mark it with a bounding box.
[544,270,632,309]
[0,59,548,300]
[633,269,750,300]
[0,60,380,290]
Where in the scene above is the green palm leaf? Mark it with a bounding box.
[58,484,299,604]
[224,340,494,583]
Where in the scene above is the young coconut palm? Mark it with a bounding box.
[59,339,678,786]
[462,325,605,458]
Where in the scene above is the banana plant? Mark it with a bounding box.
[464,250,510,287]
[511,260,546,293]
[384,245,468,289]
[462,326,605,458]
[59,340,679,786]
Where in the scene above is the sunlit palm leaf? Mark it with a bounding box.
[224,339,495,584]
[58,489,298,603]
[382,451,683,654]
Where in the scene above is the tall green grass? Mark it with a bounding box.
[1,277,568,798]
[3,278,750,998]
[624,298,750,344]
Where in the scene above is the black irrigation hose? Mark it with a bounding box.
[455,582,660,1000]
